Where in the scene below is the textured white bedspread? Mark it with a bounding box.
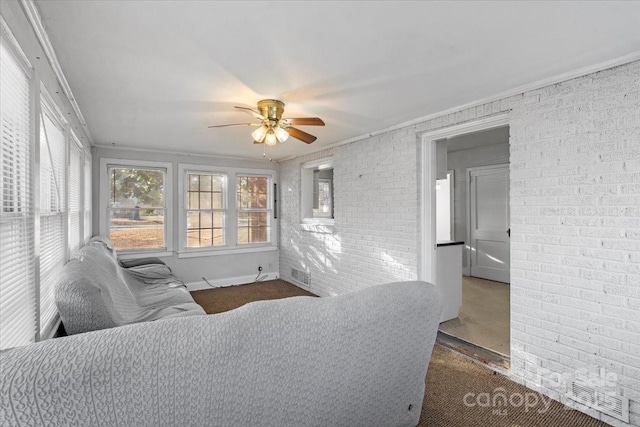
[1,281,442,427]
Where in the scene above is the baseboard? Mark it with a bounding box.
[186,272,280,291]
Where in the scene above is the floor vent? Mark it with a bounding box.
[291,268,310,286]
[567,380,629,423]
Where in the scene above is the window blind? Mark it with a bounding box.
[39,105,66,337]
[68,138,82,255]
[84,150,92,243]
[0,40,36,350]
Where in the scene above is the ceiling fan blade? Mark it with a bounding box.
[208,123,260,128]
[286,126,317,144]
[284,117,325,126]
[235,106,265,120]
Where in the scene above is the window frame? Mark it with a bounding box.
[0,15,93,349]
[99,158,173,257]
[236,173,272,247]
[39,86,69,339]
[301,157,335,225]
[184,170,228,250]
[0,20,36,349]
[178,163,277,258]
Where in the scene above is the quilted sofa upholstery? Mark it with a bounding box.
[55,237,206,335]
[0,280,442,427]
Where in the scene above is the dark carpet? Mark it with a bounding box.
[192,280,608,426]
[190,279,317,314]
[420,345,609,426]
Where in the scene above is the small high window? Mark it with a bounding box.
[301,157,334,223]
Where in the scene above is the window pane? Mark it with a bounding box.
[109,208,164,250]
[212,192,223,209]
[199,192,212,209]
[186,210,225,248]
[109,168,164,208]
[312,168,333,219]
[108,167,166,250]
[237,176,268,209]
[187,211,200,229]
[212,176,223,192]
[237,211,268,244]
[200,211,212,228]
[200,174,212,191]
[188,192,199,209]
[189,174,199,191]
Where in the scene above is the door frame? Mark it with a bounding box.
[466,163,510,280]
[419,113,509,284]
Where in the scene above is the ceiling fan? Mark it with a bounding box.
[208,99,324,145]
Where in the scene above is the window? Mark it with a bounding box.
[39,93,68,337]
[68,136,83,255]
[301,157,334,223]
[0,35,35,349]
[186,172,225,247]
[178,164,276,256]
[0,19,92,350]
[237,175,270,244]
[83,150,92,243]
[313,170,333,218]
[103,162,170,252]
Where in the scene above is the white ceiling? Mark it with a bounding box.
[36,1,640,160]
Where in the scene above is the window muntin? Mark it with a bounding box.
[107,166,166,250]
[186,173,225,248]
[237,175,270,245]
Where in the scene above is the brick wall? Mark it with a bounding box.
[509,60,640,426]
[279,60,639,425]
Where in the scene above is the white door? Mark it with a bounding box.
[469,165,510,283]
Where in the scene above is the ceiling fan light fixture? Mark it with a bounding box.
[274,126,289,143]
[264,129,277,146]
[251,125,268,142]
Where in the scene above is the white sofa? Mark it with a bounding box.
[0,280,442,427]
[55,237,206,335]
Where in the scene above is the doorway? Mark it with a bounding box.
[420,115,511,359]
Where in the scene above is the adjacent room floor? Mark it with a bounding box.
[439,276,510,356]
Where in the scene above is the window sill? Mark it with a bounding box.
[300,221,335,234]
[177,245,277,259]
[118,250,174,260]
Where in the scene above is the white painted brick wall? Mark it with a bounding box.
[509,60,640,427]
[279,60,640,425]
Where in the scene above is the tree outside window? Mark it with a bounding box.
[237,175,270,244]
[108,167,166,250]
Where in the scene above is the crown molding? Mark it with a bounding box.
[279,51,640,163]
[93,142,276,164]
[20,0,94,146]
